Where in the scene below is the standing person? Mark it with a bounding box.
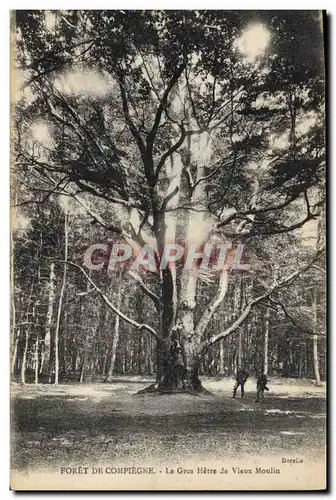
[233,368,249,398]
[256,372,269,402]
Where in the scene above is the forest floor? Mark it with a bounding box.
[11,376,326,475]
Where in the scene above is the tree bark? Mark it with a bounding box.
[39,345,46,375]
[102,350,108,376]
[79,341,88,383]
[10,215,17,376]
[45,262,55,353]
[312,216,323,386]
[168,130,214,392]
[21,280,36,384]
[105,272,123,382]
[11,334,19,377]
[219,340,224,376]
[54,204,69,384]
[264,307,270,376]
[34,334,39,384]
[313,334,321,387]
[312,278,321,386]
[237,330,242,370]
[11,295,17,376]
[47,263,56,382]
[21,329,29,385]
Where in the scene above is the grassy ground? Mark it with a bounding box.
[11,376,326,473]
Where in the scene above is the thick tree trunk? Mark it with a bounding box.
[139,131,214,395]
[139,340,205,394]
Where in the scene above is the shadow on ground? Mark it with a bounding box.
[11,376,326,472]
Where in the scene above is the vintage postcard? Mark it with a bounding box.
[10,10,326,491]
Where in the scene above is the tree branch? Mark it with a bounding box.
[127,270,161,312]
[267,297,313,334]
[54,261,161,341]
[217,194,299,229]
[70,193,124,235]
[146,63,186,154]
[195,268,231,338]
[154,125,187,182]
[21,40,97,91]
[118,73,148,162]
[196,248,325,356]
[161,186,179,213]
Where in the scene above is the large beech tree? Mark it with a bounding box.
[13,10,325,391]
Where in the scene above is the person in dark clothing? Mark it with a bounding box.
[256,373,269,402]
[233,369,249,398]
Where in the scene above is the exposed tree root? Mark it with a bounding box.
[136,383,158,394]
[195,385,213,396]
[135,383,213,396]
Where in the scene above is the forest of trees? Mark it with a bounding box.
[11,10,326,391]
